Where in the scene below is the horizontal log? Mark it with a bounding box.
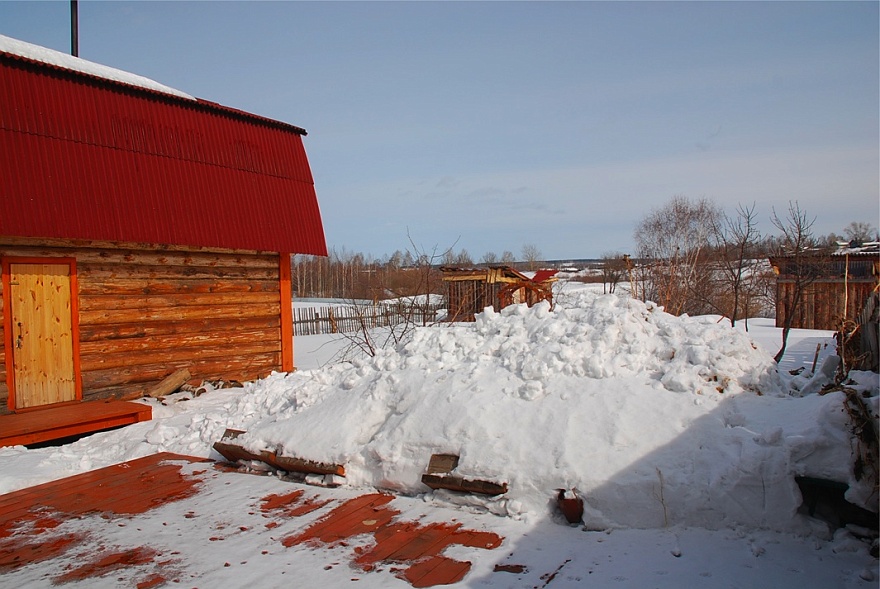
[0,239,277,263]
[82,382,151,402]
[78,263,279,282]
[75,250,278,269]
[80,340,281,372]
[79,328,280,356]
[67,249,278,268]
[421,473,508,495]
[212,440,346,477]
[5,253,276,274]
[81,353,280,390]
[78,291,279,312]
[80,302,280,325]
[78,316,281,342]
[77,278,280,296]
[83,380,248,403]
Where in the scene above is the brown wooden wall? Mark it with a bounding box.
[775,279,878,330]
[444,279,554,322]
[1,238,284,413]
[445,279,500,322]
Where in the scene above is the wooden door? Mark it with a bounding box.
[8,263,77,408]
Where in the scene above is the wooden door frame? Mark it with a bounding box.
[279,252,294,372]
[2,256,83,411]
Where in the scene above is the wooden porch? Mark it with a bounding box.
[0,400,152,447]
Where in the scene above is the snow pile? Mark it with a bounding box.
[467,292,780,396]
[196,290,870,532]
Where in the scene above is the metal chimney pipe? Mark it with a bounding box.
[70,0,79,57]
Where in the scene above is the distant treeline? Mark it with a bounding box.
[292,210,874,328]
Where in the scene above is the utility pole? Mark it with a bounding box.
[70,0,79,57]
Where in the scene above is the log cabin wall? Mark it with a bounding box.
[1,237,285,414]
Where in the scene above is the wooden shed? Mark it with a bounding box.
[769,243,880,331]
[0,37,326,423]
[441,266,558,322]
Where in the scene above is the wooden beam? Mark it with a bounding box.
[145,368,191,399]
[213,429,345,477]
[420,453,508,496]
[279,253,294,372]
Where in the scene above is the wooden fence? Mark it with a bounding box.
[293,303,443,336]
[857,292,879,372]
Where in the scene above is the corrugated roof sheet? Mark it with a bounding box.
[0,48,326,255]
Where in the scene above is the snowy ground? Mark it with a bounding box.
[1,283,877,588]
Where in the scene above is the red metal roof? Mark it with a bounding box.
[531,269,559,283]
[0,51,327,255]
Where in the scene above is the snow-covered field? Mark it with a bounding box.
[1,283,877,588]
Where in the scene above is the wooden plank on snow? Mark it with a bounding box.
[420,454,508,496]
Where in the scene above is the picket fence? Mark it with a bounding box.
[293,303,443,336]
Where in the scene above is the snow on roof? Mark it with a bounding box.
[834,240,880,256]
[0,34,195,100]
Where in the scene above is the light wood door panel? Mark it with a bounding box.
[10,263,76,408]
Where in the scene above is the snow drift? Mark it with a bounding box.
[205,289,876,532]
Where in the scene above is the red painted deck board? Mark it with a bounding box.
[0,452,503,587]
[0,453,205,522]
[0,400,152,447]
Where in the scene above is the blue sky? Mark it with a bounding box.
[2,1,877,260]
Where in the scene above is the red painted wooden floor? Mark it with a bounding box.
[0,452,504,587]
[0,400,152,447]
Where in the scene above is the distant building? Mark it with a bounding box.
[768,242,879,331]
[441,266,558,321]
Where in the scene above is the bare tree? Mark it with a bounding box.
[481,251,498,264]
[387,250,405,269]
[770,201,818,363]
[500,250,516,264]
[712,202,762,327]
[455,249,474,266]
[634,195,721,315]
[521,243,542,271]
[340,232,449,359]
[600,251,628,294]
[843,221,878,244]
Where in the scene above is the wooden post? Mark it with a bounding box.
[279,253,294,372]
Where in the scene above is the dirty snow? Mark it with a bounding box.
[0,283,877,588]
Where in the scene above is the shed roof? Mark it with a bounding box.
[440,266,559,284]
[0,36,326,255]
